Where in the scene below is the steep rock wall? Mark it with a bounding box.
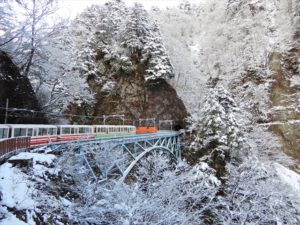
[0,51,45,124]
[67,51,187,127]
[268,46,300,164]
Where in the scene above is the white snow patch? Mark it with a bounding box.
[10,152,56,165]
[275,163,300,193]
[60,197,73,207]
[26,210,36,225]
[32,164,58,177]
[0,163,35,210]
[0,207,27,225]
[290,75,300,87]
[259,120,300,126]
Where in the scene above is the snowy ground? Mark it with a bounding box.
[275,162,300,193]
[0,152,57,225]
[0,150,300,224]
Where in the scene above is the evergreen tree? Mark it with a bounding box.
[189,86,249,177]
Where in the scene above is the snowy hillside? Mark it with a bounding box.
[0,0,300,224]
[153,0,300,166]
[1,148,300,224]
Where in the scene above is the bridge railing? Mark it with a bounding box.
[0,137,31,158]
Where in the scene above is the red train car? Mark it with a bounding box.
[136,126,158,134]
[7,124,58,146]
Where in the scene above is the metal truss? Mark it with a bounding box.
[57,132,181,182]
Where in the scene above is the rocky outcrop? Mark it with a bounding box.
[67,51,188,127]
[0,51,45,124]
[66,2,188,127]
[94,78,187,127]
[268,46,300,164]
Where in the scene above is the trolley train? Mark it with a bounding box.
[0,124,157,147]
[0,124,140,147]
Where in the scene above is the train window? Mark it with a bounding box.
[0,128,8,139]
[79,127,90,134]
[48,128,56,136]
[0,129,4,138]
[38,128,48,136]
[27,128,33,136]
[62,127,70,134]
[70,128,75,134]
[14,128,27,137]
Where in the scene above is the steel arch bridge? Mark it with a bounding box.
[54,131,181,182]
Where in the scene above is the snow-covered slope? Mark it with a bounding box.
[153,0,300,165]
[1,148,300,224]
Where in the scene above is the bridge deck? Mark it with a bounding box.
[49,131,179,147]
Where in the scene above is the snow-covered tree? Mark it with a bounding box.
[213,158,300,224]
[0,0,84,116]
[60,150,221,225]
[71,0,174,84]
[190,86,248,165]
[0,0,63,78]
[0,1,17,48]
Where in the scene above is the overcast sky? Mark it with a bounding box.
[60,0,197,18]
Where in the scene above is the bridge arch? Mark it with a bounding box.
[118,146,177,183]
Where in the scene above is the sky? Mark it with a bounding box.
[60,0,197,18]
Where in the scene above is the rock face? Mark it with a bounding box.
[95,78,187,127]
[67,54,188,127]
[0,51,45,124]
[268,46,300,164]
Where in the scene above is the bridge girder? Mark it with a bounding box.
[60,132,181,183]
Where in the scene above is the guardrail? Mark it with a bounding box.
[0,137,31,158]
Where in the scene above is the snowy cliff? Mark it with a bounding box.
[153,0,300,166]
[64,1,187,126]
[1,0,300,224]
